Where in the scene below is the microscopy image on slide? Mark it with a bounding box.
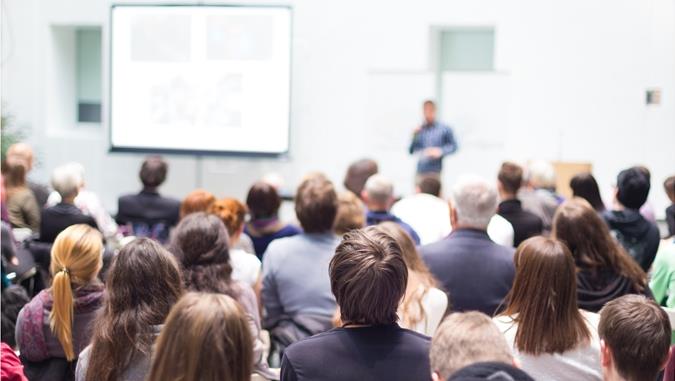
[149,75,243,128]
[206,15,274,60]
[131,14,191,62]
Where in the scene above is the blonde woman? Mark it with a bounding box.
[16,224,104,381]
[377,222,448,335]
[147,292,253,381]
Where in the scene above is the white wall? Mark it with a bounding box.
[2,0,674,216]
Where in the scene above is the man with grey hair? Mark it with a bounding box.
[362,174,421,244]
[518,160,560,234]
[38,163,99,243]
[421,175,515,315]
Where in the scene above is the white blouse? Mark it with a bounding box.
[493,310,602,381]
[400,286,448,336]
[230,248,262,288]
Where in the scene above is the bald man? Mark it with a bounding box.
[6,143,50,207]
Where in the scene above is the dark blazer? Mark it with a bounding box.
[421,228,515,315]
[498,199,543,247]
[38,203,98,243]
[116,190,180,242]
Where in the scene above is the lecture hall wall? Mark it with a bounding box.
[2,0,674,216]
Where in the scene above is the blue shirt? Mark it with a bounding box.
[409,121,458,173]
[365,210,421,245]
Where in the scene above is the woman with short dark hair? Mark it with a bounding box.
[244,181,301,259]
[76,238,183,381]
[493,236,602,380]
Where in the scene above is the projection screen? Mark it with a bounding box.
[109,5,291,155]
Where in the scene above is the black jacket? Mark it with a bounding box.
[116,190,180,242]
[39,203,98,243]
[497,199,543,247]
[604,209,660,271]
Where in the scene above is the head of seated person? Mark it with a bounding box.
[450,175,498,231]
[362,174,394,212]
[343,158,378,198]
[331,226,407,327]
[246,181,282,225]
[614,167,650,210]
[417,174,442,197]
[333,191,365,236]
[209,198,247,245]
[82,238,183,381]
[147,292,253,381]
[3,157,29,194]
[526,160,556,192]
[598,294,671,381]
[430,311,515,381]
[570,172,605,212]
[139,156,168,192]
[295,176,338,234]
[497,161,524,200]
[180,189,216,219]
[664,175,675,205]
[51,162,84,204]
[6,143,35,173]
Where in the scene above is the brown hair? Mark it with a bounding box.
[147,292,253,381]
[333,191,365,235]
[85,238,183,381]
[376,222,440,329]
[2,158,28,196]
[180,189,216,219]
[552,199,646,291]
[343,159,378,196]
[139,156,168,188]
[169,213,236,298]
[430,312,513,379]
[330,226,408,325]
[295,177,338,233]
[49,224,103,360]
[246,182,282,220]
[599,295,671,381]
[417,174,441,197]
[501,236,591,355]
[664,175,675,203]
[210,198,248,237]
[498,162,524,195]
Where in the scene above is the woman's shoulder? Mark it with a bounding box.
[423,287,448,309]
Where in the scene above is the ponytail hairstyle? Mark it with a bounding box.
[49,224,103,361]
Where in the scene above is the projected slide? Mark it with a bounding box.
[110,5,291,154]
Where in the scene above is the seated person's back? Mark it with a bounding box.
[116,156,180,242]
[421,176,515,315]
[281,227,431,381]
[496,162,543,246]
[39,165,98,243]
[362,174,421,244]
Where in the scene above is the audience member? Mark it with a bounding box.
[333,191,365,236]
[262,177,339,352]
[146,292,253,381]
[391,174,451,244]
[75,238,183,381]
[598,295,671,381]
[179,188,216,218]
[518,160,560,233]
[39,164,98,243]
[494,237,602,381]
[6,143,50,208]
[343,158,378,198]
[362,174,421,244]
[497,162,543,246]
[421,175,515,315]
[570,172,606,212]
[46,163,118,241]
[16,225,104,381]
[245,181,301,259]
[447,363,534,381]
[649,239,675,307]
[664,175,675,237]
[553,199,649,312]
[209,198,262,288]
[1,342,28,381]
[604,167,660,271]
[1,286,30,347]
[378,222,447,335]
[3,159,40,231]
[168,212,272,378]
[430,312,517,381]
[116,156,180,243]
[280,227,431,381]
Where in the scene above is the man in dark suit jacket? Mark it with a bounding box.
[116,156,180,243]
[421,175,515,315]
[497,162,543,247]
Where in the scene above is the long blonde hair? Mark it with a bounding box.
[377,222,440,329]
[147,292,253,381]
[49,224,103,361]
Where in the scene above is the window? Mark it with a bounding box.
[439,28,494,71]
[76,27,102,123]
